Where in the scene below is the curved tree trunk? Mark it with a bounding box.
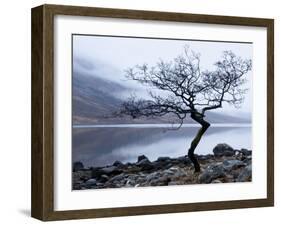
[188,112,210,172]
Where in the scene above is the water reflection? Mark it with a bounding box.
[72,125,251,167]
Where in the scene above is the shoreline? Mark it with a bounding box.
[73,143,252,190]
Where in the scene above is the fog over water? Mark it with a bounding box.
[72,125,251,167]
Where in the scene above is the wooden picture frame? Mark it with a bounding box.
[31,4,274,221]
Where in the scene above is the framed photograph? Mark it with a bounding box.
[31,4,274,221]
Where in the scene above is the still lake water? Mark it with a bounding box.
[72,124,251,167]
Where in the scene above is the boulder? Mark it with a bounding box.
[240,148,252,156]
[157,156,171,162]
[73,161,84,172]
[177,156,192,164]
[222,160,246,171]
[213,143,235,157]
[113,160,123,167]
[146,172,161,182]
[100,166,122,175]
[109,173,127,183]
[197,154,213,161]
[243,156,252,165]
[137,155,149,162]
[136,158,154,170]
[237,164,252,182]
[164,167,186,179]
[199,164,226,183]
[152,161,166,170]
[99,174,109,183]
[85,178,97,186]
[91,167,103,178]
[149,175,171,186]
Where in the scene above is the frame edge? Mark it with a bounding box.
[266,18,274,207]
[31,5,45,220]
[31,4,275,221]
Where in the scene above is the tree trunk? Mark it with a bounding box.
[188,112,210,172]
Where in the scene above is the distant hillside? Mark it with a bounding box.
[73,72,251,125]
[73,71,124,124]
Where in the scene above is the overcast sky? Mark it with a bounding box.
[73,35,253,117]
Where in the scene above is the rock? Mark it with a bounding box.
[85,178,97,186]
[197,154,213,161]
[136,158,154,170]
[149,175,171,186]
[243,156,252,164]
[137,155,149,162]
[157,156,171,162]
[125,179,135,187]
[113,160,124,167]
[240,149,252,156]
[73,182,83,190]
[231,170,240,179]
[213,143,235,157]
[109,173,127,182]
[164,163,173,169]
[237,164,252,182]
[177,156,192,165]
[100,166,122,175]
[99,174,109,183]
[146,172,161,181]
[151,161,166,170]
[163,167,178,175]
[73,144,253,190]
[91,167,103,178]
[168,181,182,186]
[73,161,84,172]
[222,160,245,171]
[80,174,91,182]
[73,170,91,183]
[125,162,133,166]
[199,164,226,183]
[174,170,187,178]
[91,166,122,178]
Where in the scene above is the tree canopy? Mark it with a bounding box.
[117,46,252,172]
[119,46,252,125]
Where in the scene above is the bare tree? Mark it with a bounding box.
[117,46,252,172]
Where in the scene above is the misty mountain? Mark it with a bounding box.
[73,72,251,124]
[73,71,124,123]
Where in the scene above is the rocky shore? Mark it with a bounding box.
[73,143,252,190]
